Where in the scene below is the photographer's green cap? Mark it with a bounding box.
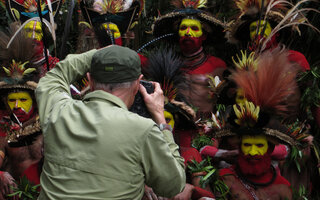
[91,45,141,83]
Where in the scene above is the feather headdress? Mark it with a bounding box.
[6,0,64,49]
[80,0,142,33]
[226,0,319,51]
[0,23,40,91]
[214,47,300,146]
[231,47,299,117]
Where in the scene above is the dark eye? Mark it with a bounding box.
[250,26,257,32]
[256,144,264,148]
[191,26,199,31]
[243,143,251,147]
[20,98,27,102]
[180,25,187,31]
[165,118,171,124]
[8,99,16,102]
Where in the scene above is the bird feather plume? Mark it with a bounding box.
[231,47,300,117]
[143,47,187,101]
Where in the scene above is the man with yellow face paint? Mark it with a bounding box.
[176,16,226,120]
[0,27,45,199]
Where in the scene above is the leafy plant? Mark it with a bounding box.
[292,185,309,200]
[187,158,229,200]
[7,176,40,200]
[298,65,320,110]
[192,134,213,150]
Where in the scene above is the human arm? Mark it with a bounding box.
[35,49,97,127]
[200,146,238,159]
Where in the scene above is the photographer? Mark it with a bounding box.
[35,45,186,199]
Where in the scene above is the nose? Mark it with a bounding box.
[186,27,191,36]
[15,100,21,109]
[248,146,259,156]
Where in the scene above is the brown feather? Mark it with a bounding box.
[0,23,37,70]
[232,47,300,118]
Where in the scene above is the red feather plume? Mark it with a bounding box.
[231,47,300,118]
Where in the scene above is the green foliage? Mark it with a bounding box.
[187,158,214,174]
[187,157,229,200]
[7,176,40,200]
[298,65,320,110]
[192,134,213,150]
[216,104,226,112]
[292,185,309,200]
[287,146,304,173]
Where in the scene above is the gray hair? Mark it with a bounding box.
[94,81,136,92]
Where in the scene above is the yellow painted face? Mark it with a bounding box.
[235,88,247,105]
[241,135,268,156]
[164,110,175,128]
[249,20,272,40]
[24,20,43,41]
[179,18,203,38]
[7,92,33,113]
[101,23,121,39]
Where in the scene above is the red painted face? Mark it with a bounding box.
[179,36,206,55]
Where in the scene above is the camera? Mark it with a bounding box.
[129,80,154,118]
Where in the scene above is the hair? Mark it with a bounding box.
[94,81,136,92]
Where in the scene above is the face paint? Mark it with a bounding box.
[235,88,247,105]
[7,92,33,114]
[179,18,203,38]
[24,20,43,41]
[241,135,268,156]
[164,110,175,129]
[249,20,272,41]
[101,23,122,46]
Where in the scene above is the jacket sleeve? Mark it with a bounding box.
[141,125,186,198]
[35,49,97,128]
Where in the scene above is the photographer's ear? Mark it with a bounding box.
[134,74,144,94]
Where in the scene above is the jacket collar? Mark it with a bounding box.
[82,90,128,110]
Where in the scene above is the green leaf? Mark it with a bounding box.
[202,168,216,181]
[295,159,301,173]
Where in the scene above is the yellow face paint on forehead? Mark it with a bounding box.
[7,92,33,113]
[249,20,272,40]
[241,135,268,156]
[101,23,121,39]
[179,18,203,38]
[164,110,175,129]
[24,20,43,41]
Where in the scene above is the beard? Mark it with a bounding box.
[12,106,34,123]
[114,37,123,46]
[237,151,272,176]
[179,36,204,55]
[249,34,278,51]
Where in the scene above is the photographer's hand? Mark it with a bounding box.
[139,82,166,125]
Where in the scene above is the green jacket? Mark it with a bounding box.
[35,49,186,200]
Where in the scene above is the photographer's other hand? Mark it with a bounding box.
[139,82,166,125]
